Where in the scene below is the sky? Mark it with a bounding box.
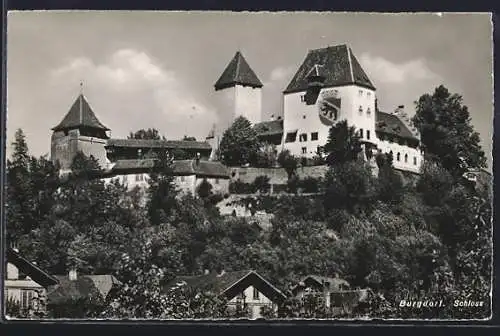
[6,12,494,169]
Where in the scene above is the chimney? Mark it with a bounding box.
[69,268,77,281]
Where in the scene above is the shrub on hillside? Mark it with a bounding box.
[298,176,321,193]
[416,161,454,206]
[229,179,256,194]
[252,175,271,194]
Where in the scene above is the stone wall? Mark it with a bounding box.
[229,165,329,185]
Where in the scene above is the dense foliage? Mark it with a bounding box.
[4,86,492,319]
[219,116,260,166]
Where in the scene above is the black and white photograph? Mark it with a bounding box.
[2,11,494,320]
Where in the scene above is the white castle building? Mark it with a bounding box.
[208,44,423,174]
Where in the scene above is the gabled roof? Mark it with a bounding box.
[284,44,375,94]
[6,248,59,288]
[52,94,110,132]
[214,51,263,91]
[106,139,212,151]
[291,275,350,295]
[48,274,121,305]
[171,160,230,178]
[375,111,419,142]
[165,270,286,303]
[253,119,284,137]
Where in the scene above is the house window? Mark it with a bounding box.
[404,154,408,163]
[359,129,364,138]
[311,132,319,141]
[397,152,401,161]
[215,178,220,184]
[358,106,363,115]
[299,133,308,142]
[135,174,143,182]
[180,176,185,182]
[413,157,417,165]
[302,147,307,154]
[253,287,260,300]
[21,289,34,310]
[366,130,370,140]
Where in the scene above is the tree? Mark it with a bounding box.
[128,128,166,140]
[412,85,487,177]
[323,120,362,166]
[376,152,404,204]
[197,179,213,199]
[219,116,260,166]
[277,150,298,180]
[252,175,271,194]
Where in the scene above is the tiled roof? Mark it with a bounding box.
[165,270,286,302]
[52,94,110,131]
[7,248,59,288]
[253,119,284,137]
[214,51,263,91]
[106,139,212,150]
[284,44,375,94]
[172,160,230,178]
[48,274,120,305]
[107,159,230,178]
[375,111,419,141]
[291,275,350,294]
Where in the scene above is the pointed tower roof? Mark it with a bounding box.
[52,94,110,132]
[214,51,263,91]
[284,44,375,94]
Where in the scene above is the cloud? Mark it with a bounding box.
[49,49,217,140]
[269,66,294,82]
[359,53,440,84]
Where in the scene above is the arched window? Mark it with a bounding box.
[397,152,401,161]
[404,154,408,163]
[413,157,417,165]
[359,129,364,138]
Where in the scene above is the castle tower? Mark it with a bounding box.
[282,44,377,158]
[213,51,263,149]
[50,88,110,172]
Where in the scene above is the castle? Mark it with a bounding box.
[50,44,423,193]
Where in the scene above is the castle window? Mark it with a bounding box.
[303,115,306,119]
[413,157,417,165]
[359,106,363,115]
[302,147,307,154]
[180,176,185,182]
[215,178,220,184]
[367,107,371,116]
[122,175,127,184]
[253,287,260,300]
[285,131,298,143]
[404,154,408,163]
[311,132,319,141]
[359,129,364,138]
[300,95,306,102]
[299,133,308,142]
[397,152,401,161]
[367,92,371,98]
[135,174,143,182]
[366,130,370,140]
[359,90,363,97]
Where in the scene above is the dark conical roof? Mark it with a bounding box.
[214,51,263,91]
[52,94,110,132]
[284,44,375,94]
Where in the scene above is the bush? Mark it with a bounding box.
[252,175,271,194]
[229,179,256,194]
[298,176,321,193]
[197,179,213,199]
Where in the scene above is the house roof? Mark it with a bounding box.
[106,139,212,151]
[165,270,286,303]
[284,44,375,94]
[52,94,110,132]
[291,275,351,294]
[214,51,263,91]
[171,160,230,178]
[47,274,121,305]
[106,159,230,179]
[253,119,284,137]
[375,110,419,142]
[6,248,59,288]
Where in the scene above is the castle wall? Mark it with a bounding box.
[377,138,422,174]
